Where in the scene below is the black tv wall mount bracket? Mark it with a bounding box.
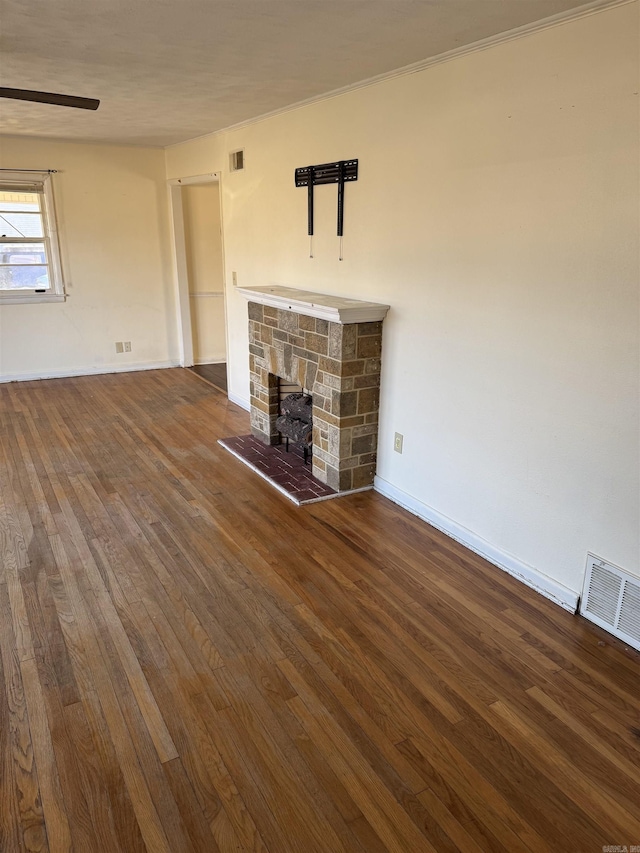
[295,159,358,260]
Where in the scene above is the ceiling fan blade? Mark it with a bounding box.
[0,88,99,110]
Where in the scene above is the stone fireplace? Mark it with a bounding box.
[238,286,389,492]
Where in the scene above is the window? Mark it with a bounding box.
[0,171,65,303]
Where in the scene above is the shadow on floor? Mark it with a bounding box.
[190,363,227,393]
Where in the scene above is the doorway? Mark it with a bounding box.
[169,174,228,394]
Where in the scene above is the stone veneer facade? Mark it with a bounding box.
[248,302,383,492]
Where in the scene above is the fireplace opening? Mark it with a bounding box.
[275,379,313,464]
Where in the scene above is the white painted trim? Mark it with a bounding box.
[166,0,633,148]
[0,171,66,300]
[0,293,66,305]
[217,178,232,395]
[168,184,194,367]
[0,360,181,384]
[168,173,229,379]
[227,390,250,411]
[374,475,580,613]
[168,172,220,186]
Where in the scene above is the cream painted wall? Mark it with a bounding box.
[0,136,177,380]
[165,4,639,596]
[188,292,226,363]
[182,183,226,363]
[183,183,223,294]
[168,3,637,597]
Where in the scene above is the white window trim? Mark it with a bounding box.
[0,170,66,305]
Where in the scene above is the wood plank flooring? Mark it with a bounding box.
[0,367,638,853]
[190,363,228,393]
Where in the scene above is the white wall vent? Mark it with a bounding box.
[580,554,640,652]
[229,149,244,172]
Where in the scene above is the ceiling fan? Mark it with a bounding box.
[0,87,99,110]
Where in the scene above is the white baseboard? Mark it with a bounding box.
[227,390,250,411]
[374,475,579,613]
[0,360,181,384]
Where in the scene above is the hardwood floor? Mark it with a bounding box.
[190,363,228,393]
[0,367,638,853]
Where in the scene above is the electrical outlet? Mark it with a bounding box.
[394,432,403,454]
[124,341,132,352]
[115,342,124,353]
[232,271,238,287]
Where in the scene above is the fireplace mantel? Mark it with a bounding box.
[237,285,389,325]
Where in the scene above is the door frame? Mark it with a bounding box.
[167,172,227,368]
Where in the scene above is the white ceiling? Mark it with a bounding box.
[0,0,609,147]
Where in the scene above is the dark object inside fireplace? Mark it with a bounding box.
[276,393,313,464]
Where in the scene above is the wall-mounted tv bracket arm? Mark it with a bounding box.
[307,166,315,257]
[295,159,358,260]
